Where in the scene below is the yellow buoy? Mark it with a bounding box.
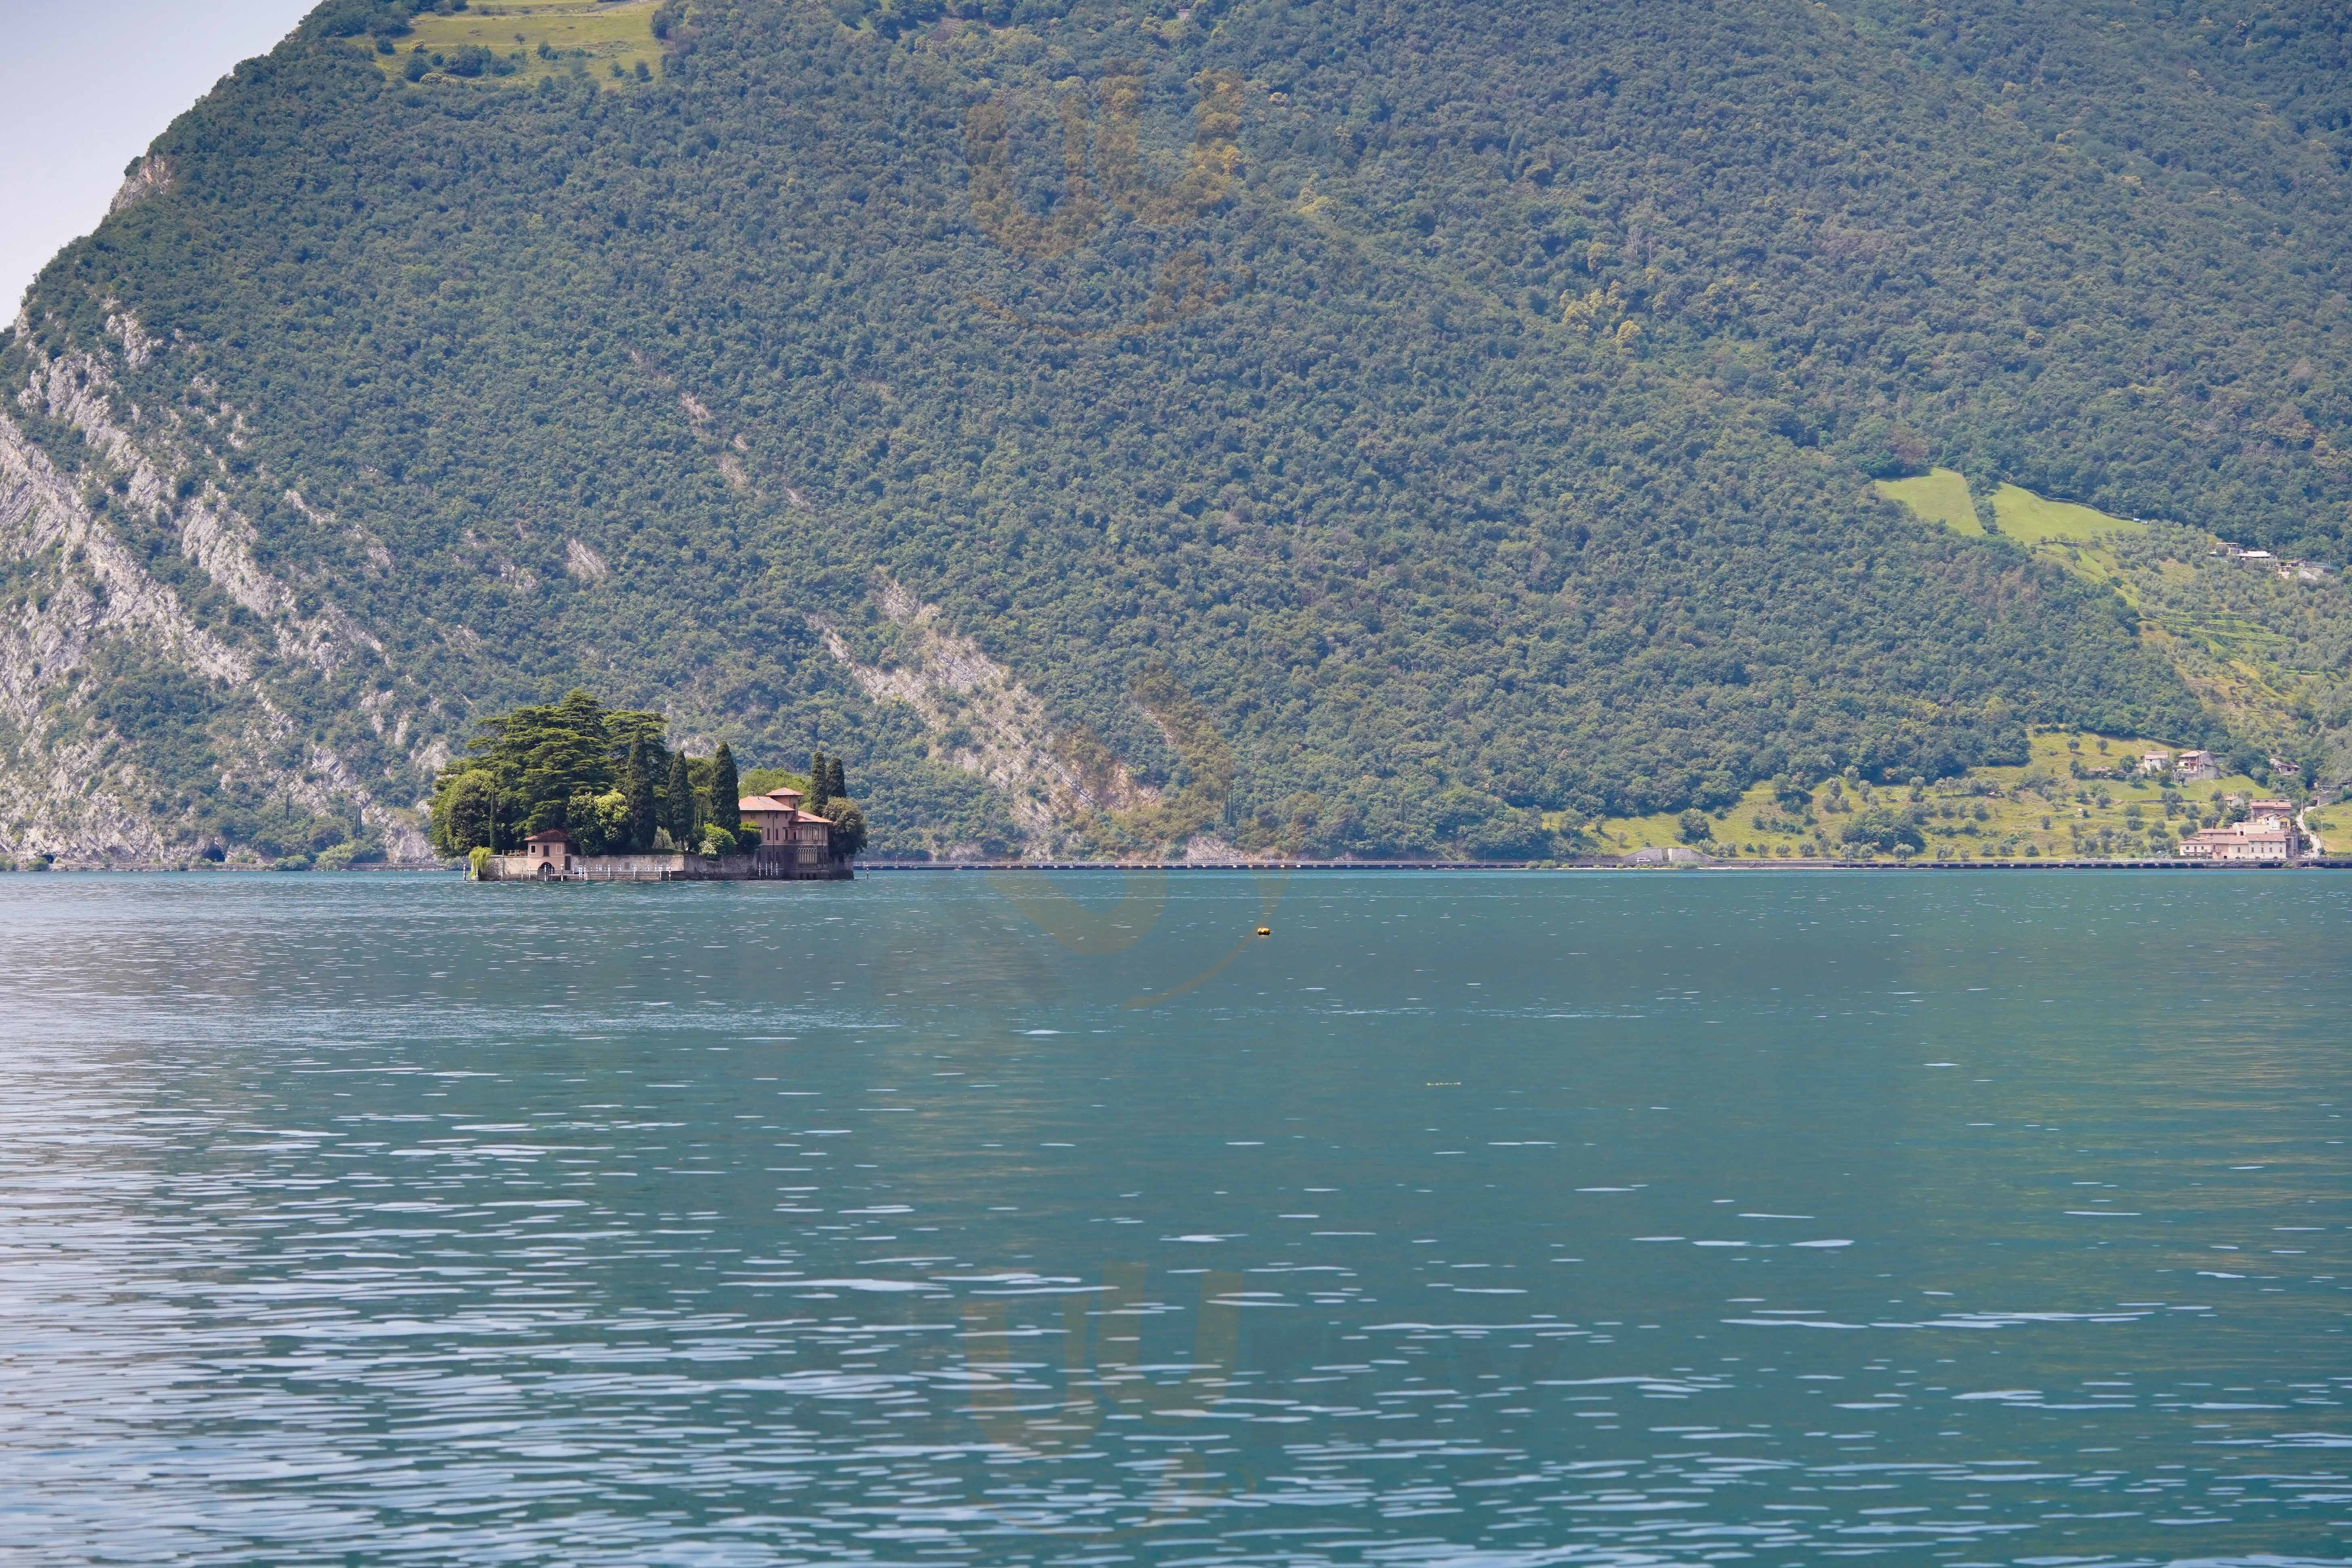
[1256,927,1271,937]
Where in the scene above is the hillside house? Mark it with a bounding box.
[2173,749,2220,782]
[2138,751,2171,776]
[2218,542,2333,582]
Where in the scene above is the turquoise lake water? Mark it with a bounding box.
[0,869,2346,1565]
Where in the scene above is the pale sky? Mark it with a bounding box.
[2,0,317,318]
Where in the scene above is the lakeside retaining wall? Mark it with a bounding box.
[479,850,851,882]
[856,856,2351,872]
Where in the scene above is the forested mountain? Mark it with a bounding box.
[2,0,2346,863]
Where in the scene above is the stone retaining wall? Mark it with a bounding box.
[480,850,850,882]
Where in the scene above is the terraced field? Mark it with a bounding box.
[1589,729,2275,862]
[2108,527,2352,780]
[1877,474,2350,782]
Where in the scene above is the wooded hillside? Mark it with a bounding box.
[3,0,2343,862]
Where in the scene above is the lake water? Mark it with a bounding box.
[1,869,2346,1566]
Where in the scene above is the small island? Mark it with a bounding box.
[428,690,864,881]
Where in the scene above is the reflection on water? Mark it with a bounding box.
[0,870,2346,1564]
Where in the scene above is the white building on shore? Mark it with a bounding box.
[2178,799,2304,861]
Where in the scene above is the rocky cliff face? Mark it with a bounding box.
[815,576,1159,852]
[0,301,1110,868]
[0,302,442,866]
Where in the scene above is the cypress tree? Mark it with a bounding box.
[666,751,698,851]
[808,749,831,809]
[825,755,846,800]
[711,742,740,849]
[623,739,658,851]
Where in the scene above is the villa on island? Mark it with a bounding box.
[480,786,849,882]
[737,786,834,875]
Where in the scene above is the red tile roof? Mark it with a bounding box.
[738,798,831,830]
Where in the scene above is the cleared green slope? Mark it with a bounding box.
[1876,470,1983,538]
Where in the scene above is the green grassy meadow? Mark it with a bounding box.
[373,0,663,87]
[1878,467,2153,615]
[1583,729,2274,862]
[1879,467,2144,549]
[1874,467,1983,536]
[1991,482,2146,545]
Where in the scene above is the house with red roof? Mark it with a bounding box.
[737,786,834,875]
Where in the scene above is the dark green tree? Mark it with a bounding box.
[824,755,846,801]
[430,688,618,843]
[808,750,832,810]
[623,740,658,852]
[436,769,499,855]
[1842,808,1926,855]
[606,709,670,768]
[710,742,742,849]
[666,750,699,851]
[510,690,616,833]
[822,799,868,861]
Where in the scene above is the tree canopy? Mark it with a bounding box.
[430,690,666,853]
